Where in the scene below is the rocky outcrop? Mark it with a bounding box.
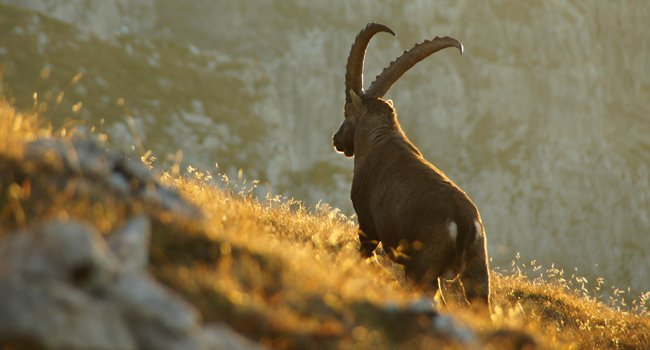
[0,136,263,350]
[0,215,263,350]
[22,137,201,219]
[0,0,156,40]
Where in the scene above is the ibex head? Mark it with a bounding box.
[332,22,463,157]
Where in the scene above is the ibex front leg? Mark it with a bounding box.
[358,220,379,258]
[358,227,379,258]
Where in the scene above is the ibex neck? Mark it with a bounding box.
[354,114,421,162]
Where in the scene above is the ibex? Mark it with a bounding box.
[333,23,490,305]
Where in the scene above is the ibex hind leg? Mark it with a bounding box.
[405,265,440,301]
[403,252,447,298]
[459,236,490,306]
[358,228,379,258]
[439,278,470,307]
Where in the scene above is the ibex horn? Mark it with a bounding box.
[345,22,395,103]
[366,36,463,98]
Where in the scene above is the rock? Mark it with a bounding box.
[432,314,476,345]
[398,298,476,345]
[0,275,136,350]
[108,270,203,350]
[201,324,267,350]
[397,297,438,314]
[140,185,201,218]
[109,172,131,194]
[68,138,119,177]
[351,298,437,341]
[0,217,223,350]
[22,138,68,170]
[107,215,151,271]
[0,135,255,349]
[22,136,203,221]
[104,215,203,349]
[112,155,154,187]
[0,219,117,292]
[129,322,203,350]
[23,137,115,178]
[105,215,205,350]
[351,297,477,345]
[483,329,538,349]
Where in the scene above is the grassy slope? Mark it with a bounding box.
[0,100,648,349]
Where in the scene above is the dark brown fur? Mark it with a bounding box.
[333,24,490,305]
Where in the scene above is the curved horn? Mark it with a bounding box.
[365,36,463,98]
[345,22,395,103]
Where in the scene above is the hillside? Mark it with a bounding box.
[0,99,648,349]
[2,1,650,298]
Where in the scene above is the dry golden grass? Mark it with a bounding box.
[1,99,648,349]
[0,97,51,157]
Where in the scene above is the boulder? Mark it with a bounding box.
[0,136,260,350]
[0,221,134,350]
[0,220,117,292]
[0,217,247,350]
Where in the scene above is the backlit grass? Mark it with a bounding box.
[1,99,648,349]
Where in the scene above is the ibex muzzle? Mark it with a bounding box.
[333,23,490,306]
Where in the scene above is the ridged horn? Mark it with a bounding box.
[365,36,463,98]
[345,22,395,103]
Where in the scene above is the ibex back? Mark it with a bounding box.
[333,23,490,305]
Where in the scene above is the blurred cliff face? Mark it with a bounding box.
[1,0,648,295]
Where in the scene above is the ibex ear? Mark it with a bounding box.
[349,89,366,116]
[385,99,394,108]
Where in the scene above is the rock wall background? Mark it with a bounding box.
[0,1,648,295]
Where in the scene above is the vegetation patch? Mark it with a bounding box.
[0,99,648,349]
